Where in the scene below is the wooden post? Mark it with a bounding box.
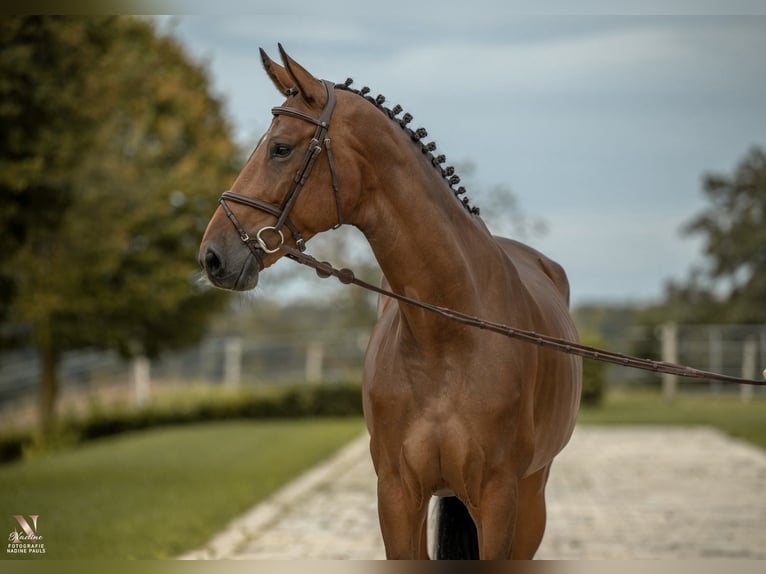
[708,327,723,394]
[223,337,243,387]
[761,329,766,384]
[305,341,324,384]
[38,343,59,436]
[661,322,678,403]
[132,355,151,407]
[741,337,756,403]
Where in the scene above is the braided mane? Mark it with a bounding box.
[334,78,480,216]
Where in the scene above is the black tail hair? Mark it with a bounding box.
[435,496,479,559]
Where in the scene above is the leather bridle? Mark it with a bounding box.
[219,79,342,267]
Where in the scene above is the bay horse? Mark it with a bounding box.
[199,45,582,560]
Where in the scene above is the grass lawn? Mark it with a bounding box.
[0,418,364,559]
[578,389,766,449]
[3,391,762,560]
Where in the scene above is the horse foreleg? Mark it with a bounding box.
[510,464,551,559]
[473,475,520,560]
[376,474,429,559]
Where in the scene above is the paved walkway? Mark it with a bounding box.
[181,426,766,560]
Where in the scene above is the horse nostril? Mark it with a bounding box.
[204,246,223,277]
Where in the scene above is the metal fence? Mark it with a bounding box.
[2,322,764,430]
[656,323,766,400]
[0,329,369,431]
[601,322,766,399]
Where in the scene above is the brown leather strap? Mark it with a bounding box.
[271,80,339,233]
[324,136,343,228]
[279,244,766,387]
[271,106,326,127]
[220,191,306,251]
[219,79,342,258]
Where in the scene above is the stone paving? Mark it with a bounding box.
[181,426,766,560]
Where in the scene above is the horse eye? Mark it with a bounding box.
[271,143,292,159]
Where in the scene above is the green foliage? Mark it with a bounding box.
[573,305,642,345]
[578,390,766,449]
[0,17,112,322]
[657,146,766,323]
[3,16,237,355]
[578,331,607,406]
[0,16,239,430]
[0,431,25,463]
[581,359,606,406]
[0,382,364,464]
[0,418,364,558]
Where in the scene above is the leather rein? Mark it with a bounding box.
[217,80,766,387]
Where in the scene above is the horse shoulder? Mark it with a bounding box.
[494,236,571,307]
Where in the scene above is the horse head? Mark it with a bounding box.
[199,45,364,291]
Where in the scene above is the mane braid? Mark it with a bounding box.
[335,78,480,216]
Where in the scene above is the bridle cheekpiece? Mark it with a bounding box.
[219,79,342,266]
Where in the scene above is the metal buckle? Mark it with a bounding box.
[255,226,284,254]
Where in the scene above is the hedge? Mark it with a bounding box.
[579,332,608,407]
[0,382,363,465]
[0,364,609,465]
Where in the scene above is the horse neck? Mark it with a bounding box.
[351,118,507,342]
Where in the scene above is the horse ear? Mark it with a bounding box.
[278,43,325,106]
[260,47,293,95]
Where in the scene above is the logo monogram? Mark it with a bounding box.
[10,515,40,544]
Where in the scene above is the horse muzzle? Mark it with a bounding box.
[200,241,262,291]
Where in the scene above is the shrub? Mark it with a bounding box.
[0,432,24,463]
[579,332,608,407]
[0,381,363,464]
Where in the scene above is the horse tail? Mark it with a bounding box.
[435,496,479,559]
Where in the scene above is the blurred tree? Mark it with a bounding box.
[656,146,766,324]
[0,16,238,433]
[0,17,111,322]
[478,182,548,240]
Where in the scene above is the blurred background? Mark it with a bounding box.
[2,11,765,435]
[1,8,765,559]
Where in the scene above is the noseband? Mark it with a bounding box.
[219,79,342,264]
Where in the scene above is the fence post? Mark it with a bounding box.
[223,337,243,387]
[661,322,678,403]
[305,341,324,384]
[741,337,756,403]
[132,355,151,407]
[761,329,766,386]
[708,327,723,393]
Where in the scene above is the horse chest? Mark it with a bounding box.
[365,324,526,407]
[364,344,528,498]
[365,383,515,505]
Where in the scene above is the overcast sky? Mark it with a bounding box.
[156,11,766,305]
